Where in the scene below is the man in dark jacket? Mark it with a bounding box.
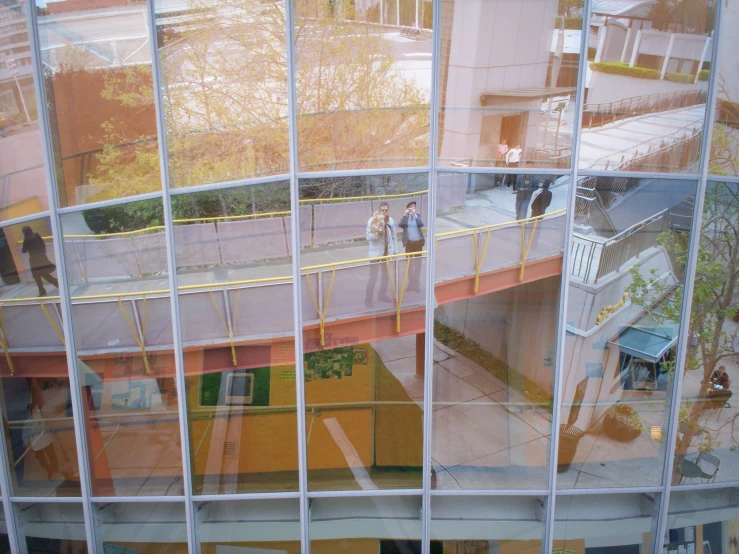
[531,180,553,218]
[21,226,58,297]
[398,201,425,292]
[515,175,537,220]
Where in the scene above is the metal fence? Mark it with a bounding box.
[582,89,708,130]
[571,209,669,283]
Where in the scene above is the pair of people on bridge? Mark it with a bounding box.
[364,201,424,307]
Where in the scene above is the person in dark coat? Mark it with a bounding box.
[530,180,553,218]
[21,226,58,297]
[514,174,536,220]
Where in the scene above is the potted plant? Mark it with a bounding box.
[603,403,644,442]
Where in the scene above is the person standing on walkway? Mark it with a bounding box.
[515,174,537,220]
[21,226,58,297]
[398,201,425,292]
[365,202,397,306]
[530,179,552,218]
[505,144,523,189]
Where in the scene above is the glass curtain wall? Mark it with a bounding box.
[0,0,737,552]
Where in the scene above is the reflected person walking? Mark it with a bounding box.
[21,226,58,297]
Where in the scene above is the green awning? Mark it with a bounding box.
[609,314,678,362]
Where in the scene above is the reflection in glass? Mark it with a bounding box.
[154,0,290,187]
[665,488,739,553]
[558,176,698,488]
[310,496,422,553]
[709,0,739,175]
[673,181,739,485]
[171,182,299,494]
[95,502,187,554]
[0,503,9,552]
[432,172,567,489]
[0,2,48,222]
[198,498,300,553]
[36,0,161,206]
[294,0,431,171]
[438,0,580,169]
[17,502,87,553]
[554,493,659,553]
[0,216,80,497]
[431,496,545,552]
[579,1,714,173]
[60,199,183,496]
[299,175,428,490]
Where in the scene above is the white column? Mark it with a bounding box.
[694,35,711,83]
[380,0,383,24]
[629,28,642,67]
[594,23,607,63]
[620,24,633,63]
[660,33,676,79]
[396,0,399,26]
[415,0,419,28]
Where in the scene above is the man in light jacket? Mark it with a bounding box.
[365,202,398,306]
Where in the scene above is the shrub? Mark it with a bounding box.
[590,61,660,80]
[666,72,695,84]
[605,404,644,430]
[698,69,710,81]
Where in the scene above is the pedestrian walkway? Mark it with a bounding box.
[577,105,706,169]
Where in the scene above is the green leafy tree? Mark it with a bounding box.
[627,182,739,483]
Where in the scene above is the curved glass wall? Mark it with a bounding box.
[0,0,735,552]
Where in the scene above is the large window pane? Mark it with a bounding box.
[432,172,568,489]
[294,1,431,171]
[553,492,659,552]
[558,176,698,488]
[36,0,161,206]
[672,181,739,486]
[0,3,48,222]
[198,498,301,553]
[0,216,80,497]
[665,488,739,554]
[154,0,290,188]
[299,175,428,490]
[16,502,88,553]
[309,496,422,553]
[438,0,581,169]
[580,2,714,173]
[0,503,9,552]
[431,496,546,553]
[171,182,299,494]
[60,199,183,496]
[709,1,739,176]
[95,502,187,554]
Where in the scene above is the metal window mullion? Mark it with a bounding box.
[542,0,593,551]
[167,173,293,197]
[578,169,704,181]
[283,0,310,553]
[0,381,24,553]
[55,190,164,215]
[650,1,724,550]
[296,166,432,179]
[422,0,443,547]
[0,211,51,230]
[24,0,98,551]
[143,0,198,551]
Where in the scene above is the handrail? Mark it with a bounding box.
[589,119,703,170]
[20,191,430,243]
[436,208,566,238]
[2,213,567,306]
[298,189,428,205]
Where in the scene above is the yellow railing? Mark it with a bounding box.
[0,210,565,369]
[436,209,566,288]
